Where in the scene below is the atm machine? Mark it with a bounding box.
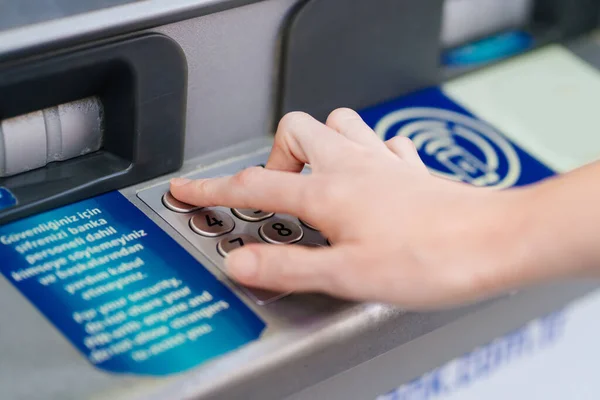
[2,1,600,399]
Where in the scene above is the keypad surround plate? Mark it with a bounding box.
[136,153,328,305]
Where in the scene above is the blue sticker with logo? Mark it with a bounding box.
[0,187,17,211]
[443,30,534,67]
[359,87,555,188]
[0,191,265,376]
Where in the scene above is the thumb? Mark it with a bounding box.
[224,244,348,295]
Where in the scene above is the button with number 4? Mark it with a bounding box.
[259,218,303,244]
[217,234,260,257]
[190,210,235,237]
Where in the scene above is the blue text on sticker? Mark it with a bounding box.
[359,87,555,188]
[0,191,265,376]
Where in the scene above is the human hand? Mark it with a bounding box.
[170,108,537,309]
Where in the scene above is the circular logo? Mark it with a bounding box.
[374,107,521,189]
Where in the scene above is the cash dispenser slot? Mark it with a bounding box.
[0,33,187,225]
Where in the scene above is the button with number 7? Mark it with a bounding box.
[217,234,261,257]
[190,210,235,237]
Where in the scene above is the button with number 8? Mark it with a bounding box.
[217,234,260,257]
[190,210,235,237]
[259,218,303,244]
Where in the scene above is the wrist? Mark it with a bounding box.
[494,178,588,288]
[494,186,551,287]
[520,173,600,280]
[457,185,554,298]
[473,186,541,294]
[425,184,543,300]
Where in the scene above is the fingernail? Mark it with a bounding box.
[170,178,191,186]
[225,250,259,281]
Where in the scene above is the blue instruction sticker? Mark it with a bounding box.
[359,87,555,188]
[0,187,17,211]
[0,191,265,376]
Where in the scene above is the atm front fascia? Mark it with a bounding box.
[1,1,600,400]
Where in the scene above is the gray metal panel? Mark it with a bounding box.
[0,0,142,32]
[284,282,600,400]
[0,0,296,163]
[0,0,274,62]
[154,0,297,160]
[278,0,444,122]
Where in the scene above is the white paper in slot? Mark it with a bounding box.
[441,0,534,47]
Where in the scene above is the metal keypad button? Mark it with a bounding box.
[232,208,274,222]
[259,218,303,244]
[190,210,235,237]
[162,192,200,213]
[217,234,260,257]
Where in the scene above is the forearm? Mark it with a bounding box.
[513,160,600,284]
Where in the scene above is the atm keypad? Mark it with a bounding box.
[137,154,328,305]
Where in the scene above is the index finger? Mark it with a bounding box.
[266,111,351,173]
[170,166,313,216]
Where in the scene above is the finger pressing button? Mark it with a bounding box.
[259,218,303,244]
[162,192,200,213]
[190,210,235,237]
[232,208,274,222]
